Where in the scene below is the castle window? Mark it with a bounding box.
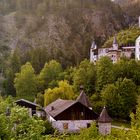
[87,123,91,128]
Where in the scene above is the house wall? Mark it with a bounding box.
[98,123,111,135]
[98,48,109,59]
[90,48,95,62]
[52,120,93,133]
[90,48,98,63]
[48,115,55,122]
[122,49,135,58]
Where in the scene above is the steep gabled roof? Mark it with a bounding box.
[45,99,75,118]
[15,99,41,108]
[98,107,112,123]
[76,90,91,107]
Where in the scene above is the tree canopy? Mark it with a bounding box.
[44,80,75,106]
[14,62,37,101]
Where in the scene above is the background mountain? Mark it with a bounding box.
[0,0,132,67]
[115,0,140,21]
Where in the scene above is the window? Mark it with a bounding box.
[87,123,91,128]
[63,123,68,130]
[81,111,84,116]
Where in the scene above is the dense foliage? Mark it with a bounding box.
[0,97,54,140]
[0,0,131,71]
[14,62,37,101]
[0,0,140,139]
[3,57,140,121]
[103,27,140,48]
[44,80,75,106]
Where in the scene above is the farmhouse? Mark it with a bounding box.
[45,89,98,133]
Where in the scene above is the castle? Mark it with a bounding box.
[90,17,140,63]
[90,35,140,63]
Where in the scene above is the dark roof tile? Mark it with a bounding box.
[45,99,75,118]
[98,107,112,123]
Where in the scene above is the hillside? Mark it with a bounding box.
[0,0,139,68]
[0,0,130,66]
[103,27,140,48]
[115,0,140,22]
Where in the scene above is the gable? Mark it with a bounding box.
[54,102,98,120]
[15,99,41,109]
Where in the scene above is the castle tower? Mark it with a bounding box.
[98,107,112,135]
[135,35,140,60]
[90,41,98,62]
[113,35,118,50]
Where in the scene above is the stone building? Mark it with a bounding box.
[98,107,112,135]
[90,35,140,63]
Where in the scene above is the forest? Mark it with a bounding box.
[0,0,140,139]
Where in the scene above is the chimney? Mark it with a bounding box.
[51,106,54,111]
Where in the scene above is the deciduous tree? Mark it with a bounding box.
[44,80,75,106]
[14,62,37,101]
[73,59,96,96]
[102,78,137,119]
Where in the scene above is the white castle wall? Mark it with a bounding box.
[135,36,140,60]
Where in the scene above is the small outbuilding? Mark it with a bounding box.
[98,107,112,135]
[15,99,46,117]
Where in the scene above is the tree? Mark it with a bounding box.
[39,60,63,90]
[10,48,21,74]
[0,114,10,140]
[30,46,49,74]
[102,78,137,120]
[14,62,37,101]
[96,56,114,92]
[103,27,140,48]
[3,48,21,96]
[44,80,75,106]
[73,59,96,96]
[9,105,46,140]
[114,58,140,86]
[0,96,54,140]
